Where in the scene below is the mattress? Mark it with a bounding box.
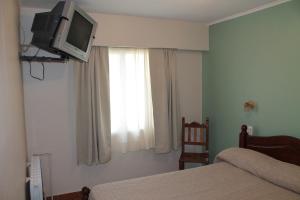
[90,148,300,200]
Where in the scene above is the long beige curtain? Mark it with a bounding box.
[149,49,181,153]
[74,47,111,165]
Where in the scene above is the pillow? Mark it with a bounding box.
[215,147,300,194]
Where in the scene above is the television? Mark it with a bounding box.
[31,1,97,62]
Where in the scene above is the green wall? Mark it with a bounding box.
[203,0,300,160]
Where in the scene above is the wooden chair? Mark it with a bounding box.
[179,117,209,170]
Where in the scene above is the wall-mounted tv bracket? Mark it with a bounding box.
[20,55,68,63]
[20,54,69,81]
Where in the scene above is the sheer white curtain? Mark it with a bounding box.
[109,48,155,153]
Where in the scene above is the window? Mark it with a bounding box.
[109,48,154,153]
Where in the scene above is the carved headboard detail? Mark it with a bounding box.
[239,125,300,166]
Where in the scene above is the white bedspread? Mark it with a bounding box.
[90,148,300,200]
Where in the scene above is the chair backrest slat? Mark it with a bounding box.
[188,127,191,142]
[194,128,197,143]
[181,117,209,151]
[200,128,204,143]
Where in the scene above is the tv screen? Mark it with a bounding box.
[66,11,93,52]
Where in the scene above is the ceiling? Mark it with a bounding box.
[20,0,285,23]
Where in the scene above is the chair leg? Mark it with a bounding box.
[179,161,184,170]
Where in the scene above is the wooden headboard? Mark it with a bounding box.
[239,125,300,166]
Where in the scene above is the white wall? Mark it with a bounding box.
[89,12,209,50]
[21,7,209,51]
[21,8,203,196]
[0,1,27,200]
[176,50,203,122]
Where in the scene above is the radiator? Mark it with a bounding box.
[30,156,44,200]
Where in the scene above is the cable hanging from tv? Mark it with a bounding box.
[20,46,69,81]
[22,48,43,81]
[19,44,69,81]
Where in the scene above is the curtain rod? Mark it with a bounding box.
[92,45,205,52]
[20,44,205,53]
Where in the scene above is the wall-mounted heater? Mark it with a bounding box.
[29,156,44,200]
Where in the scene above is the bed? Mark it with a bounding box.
[82,125,300,200]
